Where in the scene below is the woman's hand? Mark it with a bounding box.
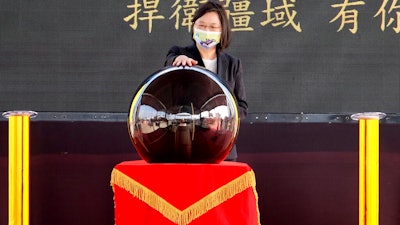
[172,55,198,67]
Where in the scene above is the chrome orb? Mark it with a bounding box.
[128,66,240,163]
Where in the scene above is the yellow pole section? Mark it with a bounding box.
[351,112,385,225]
[365,118,379,225]
[22,115,30,225]
[3,111,37,225]
[8,116,20,225]
[358,119,366,225]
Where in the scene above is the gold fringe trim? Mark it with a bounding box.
[111,168,260,225]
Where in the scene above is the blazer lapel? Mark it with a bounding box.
[189,44,205,67]
[217,52,227,77]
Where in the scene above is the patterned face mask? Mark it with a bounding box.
[193,28,221,49]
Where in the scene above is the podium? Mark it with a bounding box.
[111,160,260,225]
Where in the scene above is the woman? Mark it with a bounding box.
[164,0,248,161]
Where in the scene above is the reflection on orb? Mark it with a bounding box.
[128,66,239,163]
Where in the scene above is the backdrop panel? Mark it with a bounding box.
[1,0,399,113]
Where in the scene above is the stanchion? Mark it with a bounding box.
[2,111,37,225]
[351,112,386,225]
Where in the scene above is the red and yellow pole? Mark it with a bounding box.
[3,111,37,225]
[351,112,385,225]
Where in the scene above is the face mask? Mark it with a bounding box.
[193,28,221,49]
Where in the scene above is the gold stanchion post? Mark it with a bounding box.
[3,111,37,225]
[351,112,386,225]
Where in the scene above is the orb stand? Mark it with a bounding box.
[3,111,37,225]
[112,67,259,225]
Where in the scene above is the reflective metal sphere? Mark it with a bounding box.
[128,66,240,163]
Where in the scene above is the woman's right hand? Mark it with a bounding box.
[172,55,198,67]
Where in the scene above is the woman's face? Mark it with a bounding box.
[193,12,222,32]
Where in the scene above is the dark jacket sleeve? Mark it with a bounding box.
[217,53,248,119]
[164,45,201,67]
[233,59,248,119]
[164,46,180,66]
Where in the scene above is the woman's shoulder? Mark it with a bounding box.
[219,51,241,64]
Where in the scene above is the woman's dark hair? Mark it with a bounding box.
[192,0,232,51]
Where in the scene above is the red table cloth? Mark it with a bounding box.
[111,160,260,225]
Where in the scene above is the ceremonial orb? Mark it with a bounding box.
[128,66,240,163]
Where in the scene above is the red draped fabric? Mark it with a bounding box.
[111,160,260,225]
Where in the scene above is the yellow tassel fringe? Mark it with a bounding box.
[110,168,260,225]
